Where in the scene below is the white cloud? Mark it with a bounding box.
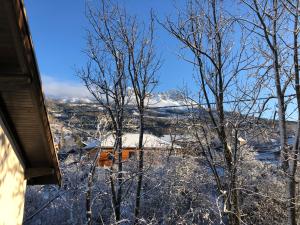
[41,75,92,99]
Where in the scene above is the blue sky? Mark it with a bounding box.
[23,1,297,120]
[25,0,195,97]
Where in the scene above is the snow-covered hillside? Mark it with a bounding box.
[46,89,190,109]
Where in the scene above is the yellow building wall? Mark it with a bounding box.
[0,124,26,225]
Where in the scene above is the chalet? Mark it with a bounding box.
[0,0,61,224]
[85,133,181,167]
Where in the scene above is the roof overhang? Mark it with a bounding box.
[0,0,61,185]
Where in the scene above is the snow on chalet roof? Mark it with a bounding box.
[83,139,101,150]
[100,133,181,149]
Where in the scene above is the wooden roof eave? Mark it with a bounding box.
[0,0,61,185]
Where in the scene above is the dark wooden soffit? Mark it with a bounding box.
[0,0,61,185]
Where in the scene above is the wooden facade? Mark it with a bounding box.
[85,133,182,167]
[87,147,135,167]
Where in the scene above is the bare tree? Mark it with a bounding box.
[78,0,129,221]
[118,12,161,223]
[161,0,258,224]
[241,0,298,224]
[241,0,291,171]
[280,1,300,224]
[86,118,109,225]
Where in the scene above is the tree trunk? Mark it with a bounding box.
[274,57,288,171]
[271,0,289,172]
[115,129,123,221]
[134,109,145,224]
[86,166,96,225]
[288,122,299,225]
[288,8,300,225]
[86,145,103,225]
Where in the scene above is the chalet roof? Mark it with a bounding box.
[100,133,181,149]
[0,0,61,184]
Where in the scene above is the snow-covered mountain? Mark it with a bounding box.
[46,89,189,109]
[48,96,94,104]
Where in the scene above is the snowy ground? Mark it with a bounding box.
[23,145,288,225]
